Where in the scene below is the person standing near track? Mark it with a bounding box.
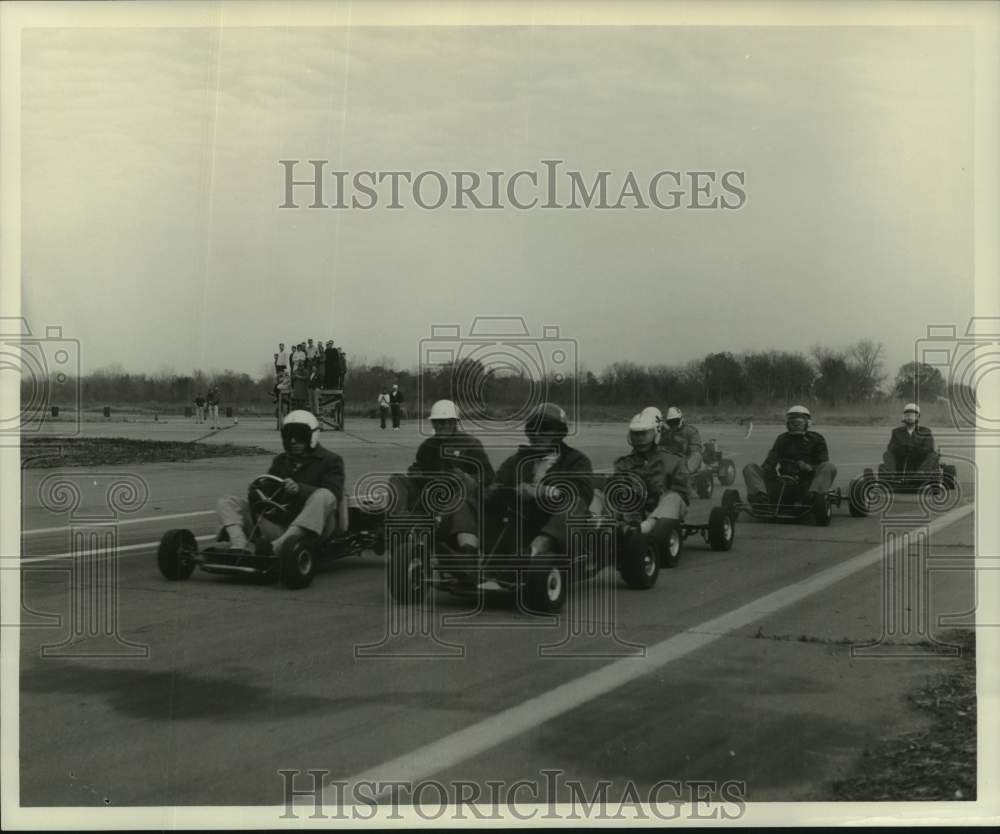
[275,343,288,377]
[206,386,221,429]
[193,393,206,424]
[377,390,390,429]
[324,341,340,389]
[389,383,404,430]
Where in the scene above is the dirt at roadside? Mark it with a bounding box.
[21,437,273,469]
[828,630,976,801]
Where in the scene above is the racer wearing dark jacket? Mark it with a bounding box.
[485,404,593,556]
[882,425,937,472]
[267,442,345,512]
[742,406,837,503]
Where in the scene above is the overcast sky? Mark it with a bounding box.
[21,25,973,381]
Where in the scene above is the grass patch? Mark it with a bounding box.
[830,630,976,801]
[21,437,273,469]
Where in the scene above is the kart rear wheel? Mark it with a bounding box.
[813,493,833,527]
[389,538,428,604]
[525,563,567,613]
[707,506,735,551]
[942,464,958,490]
[279,537,318,589]
[694,473,715,500]
[848,479,869,517]
[157,529,197,581]
[658,521,683,569]
[619,530,660,589]
[718,459,737,486]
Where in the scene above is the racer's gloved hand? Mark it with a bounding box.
[797,461,814,474]
[639,518,656,535]
[283,478,301,496]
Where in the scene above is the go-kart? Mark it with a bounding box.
[847,458,958,517]
[721,460,844,527]
[690,439,738,499]
[157,475,384,589]
[387,475,736,612]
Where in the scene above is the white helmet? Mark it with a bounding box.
[665,406,683,422]
[903,402,920,416]
[640,406,663,425]
[429,399,459,421]
[628,411,658,450]
[786,405,811,419]
[281,410,320,450]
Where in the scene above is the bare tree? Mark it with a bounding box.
[849,339,885,400]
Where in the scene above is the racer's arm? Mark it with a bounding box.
[559,450,595,509]
[761,440,781,474]
[886,428,903,456]
[468,438,496,487]
[297,454,345,504]
[668,456,691,503]
[686,426,703,457]
[811,434,829,465]
[919,427,936,455]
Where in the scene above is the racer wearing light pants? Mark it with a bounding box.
[609,411,690,539]
[742,405,837,504]
[386,399,495,563]
[216,410,345,553]
[659,407,703,477]
[880,403,939,475]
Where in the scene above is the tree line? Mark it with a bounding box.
[28,339,972,413]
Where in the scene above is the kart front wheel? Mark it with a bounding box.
[619,530,660,589]
[157,529,197,581]
[388,538,428,604]
[525,564,567,613]
[721,488,741,518]
[279,537,318,589]
[656,521,683,569]
[718,459,737,486]
[707,506,735,551]
[813,493,833,527]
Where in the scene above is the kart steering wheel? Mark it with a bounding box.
[247,474,293,524]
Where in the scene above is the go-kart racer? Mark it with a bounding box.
[609,410,690,529]
[391,399,495,557]
[659,407,703,475]
[880,402,939,475]
[742,405,837,505]
[215,410,345,553]
[484,403,594,558]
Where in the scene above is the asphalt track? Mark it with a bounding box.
[16,418,978,809]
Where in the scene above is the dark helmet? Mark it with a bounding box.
[525,402,568,440]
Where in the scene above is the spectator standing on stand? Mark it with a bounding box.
[275,343,288,377]
[324,341,340,389]
[377,390,390,429]
[389,383,404,431]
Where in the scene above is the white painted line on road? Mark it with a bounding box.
[21,510,215,537]
[331,501,975,802]
[19,534,216,564]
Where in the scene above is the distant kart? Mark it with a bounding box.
[157,475,383,589]
[847,460,958,517]
[388,476,735,612]
[721,460,844,527]
[690,438,737,499]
